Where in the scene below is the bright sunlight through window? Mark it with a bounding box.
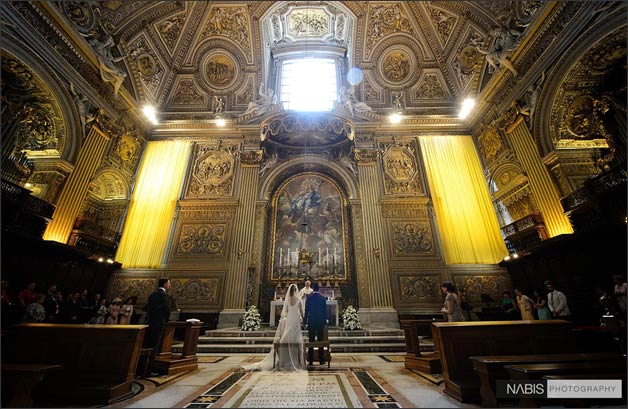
[281,58,337,112]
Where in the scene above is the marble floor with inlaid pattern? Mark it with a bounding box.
[115,353,476,408]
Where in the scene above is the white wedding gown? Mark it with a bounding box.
[243,289,306,372]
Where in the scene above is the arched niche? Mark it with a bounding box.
[0,41,81,163]
[536,15,627,156]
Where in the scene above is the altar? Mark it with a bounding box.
[270,299,339,327]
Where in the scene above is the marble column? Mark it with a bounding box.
[354,149,398,328]
[218,157,260,328]
[43,125,110,243]
[506,117,574,237]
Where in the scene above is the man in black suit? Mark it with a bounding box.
[144,278,171,374]
[305,283,327,366]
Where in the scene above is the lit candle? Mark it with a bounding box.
[326,247,329,265]
[279,248,283,267]
[318,248,321,265]
[334,247,337,264]
[287,247,291,267]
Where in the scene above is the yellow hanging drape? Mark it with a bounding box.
[115,140,190,268]
[419,135,508,264]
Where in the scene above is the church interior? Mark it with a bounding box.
[1,1,626,408]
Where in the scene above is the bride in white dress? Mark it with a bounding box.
[243,284,306,371]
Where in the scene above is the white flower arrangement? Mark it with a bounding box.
[341,305,362,330]
[241,305,261,331]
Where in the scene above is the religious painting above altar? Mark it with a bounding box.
[270,173,348,281]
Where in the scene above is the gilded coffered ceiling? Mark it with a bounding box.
[56,1,546,119]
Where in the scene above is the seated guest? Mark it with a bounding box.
[106,298,122,324]
[533,289,551,320]
[119,296,136,325]
[23,294,46,322]
[501,291,518,318]
[18,282,37,307]
[515,288,535,320]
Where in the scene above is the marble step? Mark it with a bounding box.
[205,329,405,338]
[172,342,418,354]
[195,335,408,345]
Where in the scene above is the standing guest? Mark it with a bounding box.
[62,291,81,323]
[106,297,122,324]
[18,282,37,307]
[89,298,108,324]
[440,282,465,322]
[546,282,571,320]
[533,289,551,320]
[23,294,46,323]
[501,291,518,319]
[613,275,627,314]
[1,280,11,306]
[43,284,58,321]
[78,289,89,308]
[144,279,172,374]
[78,289,90,322]
[119,296,136,325]
[515,288,536,320]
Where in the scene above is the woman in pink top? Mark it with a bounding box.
[106,298,122,324]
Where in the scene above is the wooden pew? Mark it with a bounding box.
[1,363,63,407]
[2,323,147,404]
[152,321,202,375]
[400,319,442,373]
[432,320,573,402]
[470,352,623,407]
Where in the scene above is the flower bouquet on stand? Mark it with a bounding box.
[241,305,261,331]
[341,305,362,330]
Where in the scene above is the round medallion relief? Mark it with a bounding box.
[204,53,236,89]
[458,45,479,72]
[137,54,157,77]
[380,50,412,83]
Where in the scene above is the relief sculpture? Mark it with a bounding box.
[177,224,226,255]
[187,144,236,197]
[382,144,422,195]
[392,222,433,255]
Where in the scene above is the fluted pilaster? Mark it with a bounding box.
[356,157,394,308]
[507,118,574,237]
[43,126,110,243]
[224,165,259,310]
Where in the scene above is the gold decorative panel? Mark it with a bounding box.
[201,6,250,53]
[186,143,237,197]
[390,221,435,256]
[111,277,157,304]
[398,274,442,301]
[381,50,412,83]
[288,8,329,37]
[170,277,219,304]
[366,3,415,56]
[176,223,226,256]
[204,53,236,89]
[381,143,423,195]
[478,124,506,165]
[171,78,205,107]
[452,274,512,302]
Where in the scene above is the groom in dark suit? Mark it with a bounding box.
[305,283,327,366]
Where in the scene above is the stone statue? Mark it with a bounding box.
[214,95,225,115]
[69,82,92,133]
[88,33,128,97]
[476,25,523,77]
[339,86,373,117]
[520,71,545,125]
[259,152,279,178]
[243,83,276,117]
[393,92,404,111]
[338,152,357,178]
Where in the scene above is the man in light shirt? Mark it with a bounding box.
[299,279,313,300]
[546,282,571,320]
